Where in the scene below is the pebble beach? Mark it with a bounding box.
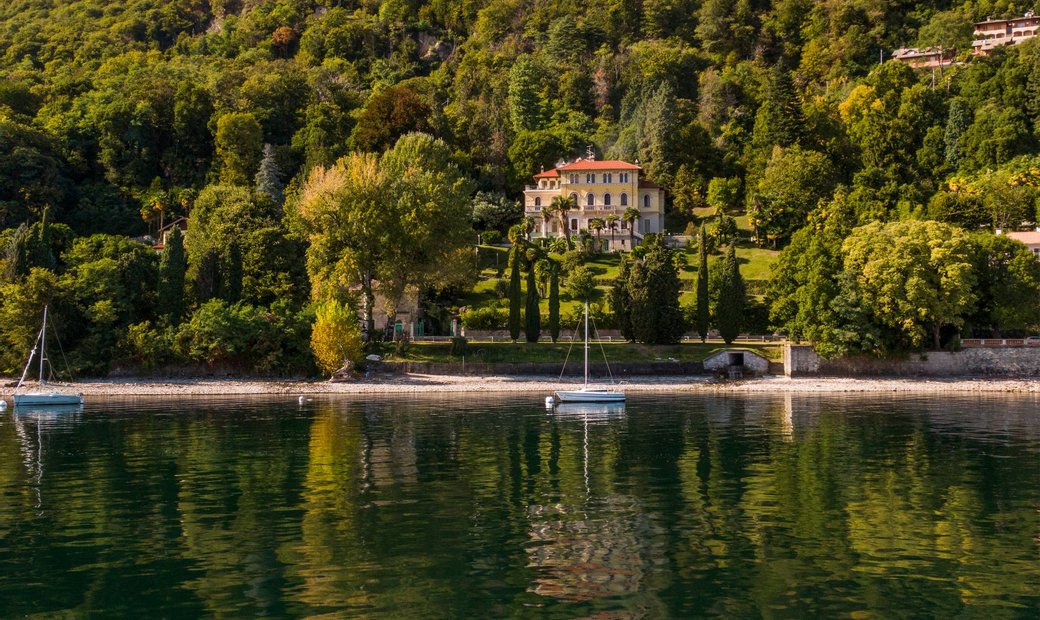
[5,374,1040,397]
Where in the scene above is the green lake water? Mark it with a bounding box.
[0,394,1037,618]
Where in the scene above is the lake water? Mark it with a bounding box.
[0,394,1037,617]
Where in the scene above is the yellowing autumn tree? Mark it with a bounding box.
[310,300,363,375]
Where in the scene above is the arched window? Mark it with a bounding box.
[587,194,595,207]
[603,193,612,206]
[569,192,578,203]
[643,194,651,208]
[534,197,541,207]
[620,193,628,206]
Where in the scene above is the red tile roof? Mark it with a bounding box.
[638,179,661,189]
[1006,231,1040,245]
[557,159,642,171]
[533,169,560,179]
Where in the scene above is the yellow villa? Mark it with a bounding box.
[523,156,666,251]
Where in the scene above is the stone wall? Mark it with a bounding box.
[784,345,820,377]
[784,344,1040,377]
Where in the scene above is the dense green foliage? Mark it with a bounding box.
[4,0,1040,372]
[625,241,685,344]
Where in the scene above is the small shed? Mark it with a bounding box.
[703,349,771,376]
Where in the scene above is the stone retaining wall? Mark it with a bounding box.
[785,344,1040,377]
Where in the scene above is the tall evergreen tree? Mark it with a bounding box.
[508,245,522,342]
[944,98,969,168]
[508,55,543,133]
[716,245,746,344]
[696,227,710,342]
[255,143,285,206]
[628,242,684,344]
[752,66,804,151]
[524,250,540,342]
[640,83,680,187]
[157,227,186,324]
[548,262,560,343]
[610,256,634,341]
[221,241,243,303]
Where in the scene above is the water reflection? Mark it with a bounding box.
[0,394,1036,617]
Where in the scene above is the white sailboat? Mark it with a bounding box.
[12,306,83,408]
[553,301,625,404]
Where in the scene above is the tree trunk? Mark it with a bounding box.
[933,325,941,350]
[362,272,376,344]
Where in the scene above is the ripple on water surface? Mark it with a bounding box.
[0,393,1037,617]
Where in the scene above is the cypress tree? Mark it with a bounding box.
[158,227,187,324]
[696,227,710,342]
[548,262,560,343]
[610,256,634,341]
[508,245,522,342]
[524,250,540,342]
[221,241,243,303]
[716,245,746,344]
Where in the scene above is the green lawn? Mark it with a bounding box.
[381,341,784,364]
[734,246,779,281]
[459,243,778,313]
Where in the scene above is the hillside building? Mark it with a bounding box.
[972,12,1040,55]
[890,47,956,68]
[523,156,665,251]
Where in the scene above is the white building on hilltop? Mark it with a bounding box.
[523,156,665,251]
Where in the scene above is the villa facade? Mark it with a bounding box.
[972,12,1040,55]
[523,157,666,251]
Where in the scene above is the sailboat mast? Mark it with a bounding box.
[39,305,47,384]
[16,331,41,389]
[583,300,589,389]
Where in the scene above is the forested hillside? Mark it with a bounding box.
[2,0,1040,374]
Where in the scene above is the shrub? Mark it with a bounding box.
[117,321,181,370]
[461,306,508,329]
[565,265,597,301]
[481,230,503,244]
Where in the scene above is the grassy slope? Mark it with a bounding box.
[461,241,778,314]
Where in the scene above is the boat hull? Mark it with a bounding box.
[554,389,626,403]
[13,393,84,407]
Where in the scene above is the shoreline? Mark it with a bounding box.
[3,374,1040,397]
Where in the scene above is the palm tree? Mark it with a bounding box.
[606,214,618,251]
[622,207,639,250]
[550,194,576,248]
[588,217,605,252]
[541,207,554,237]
